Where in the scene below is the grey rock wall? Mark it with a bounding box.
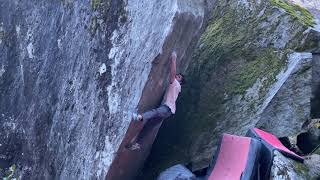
[1,1,123,179]
[0,0,204,179]
[256,53,312,137]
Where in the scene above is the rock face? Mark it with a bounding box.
[312,54,320,118]
[143,0,320,178]
[270,151,320,180]
[304,154,320,179]
[270,151,310,180]
[0,0,203,179]
[256,53,312,137]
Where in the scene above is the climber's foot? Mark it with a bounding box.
[125,142,141,151]
[132,113,143,122]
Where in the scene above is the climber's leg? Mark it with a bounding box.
[141,105,172,125]
[126,105,172,150]
[135,105,172,142]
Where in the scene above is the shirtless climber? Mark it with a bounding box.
[127,51,185,150]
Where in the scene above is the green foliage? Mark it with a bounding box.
[270,0,315,27]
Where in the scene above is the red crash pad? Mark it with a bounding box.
[208,134,253,180]
[253,128,303,159]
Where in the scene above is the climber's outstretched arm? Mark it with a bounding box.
[169,51,177,84]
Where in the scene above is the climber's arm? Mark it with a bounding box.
[169,51,177,84]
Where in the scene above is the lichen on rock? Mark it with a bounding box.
[271,151,310,180]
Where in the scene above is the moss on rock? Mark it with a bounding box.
[270,0,315,27]
[88,0,127,37]
[228,49,286,95]
[91,0,101,11]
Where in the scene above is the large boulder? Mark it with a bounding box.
[143,0,320,178]
[0,0,204,179]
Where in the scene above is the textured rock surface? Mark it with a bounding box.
[311,54,320,118]
[290,0,320,32]
[143,0,320,178]
[256,53,312,137]
[270,151,310,180]
[304,154,320,179]
[157,164,195,180]
[0,0,203,179]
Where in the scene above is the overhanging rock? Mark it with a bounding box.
[106,0,204,179]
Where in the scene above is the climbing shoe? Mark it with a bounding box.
[132,113,142,122]
[132,113,139,121]
[129,143,141,150]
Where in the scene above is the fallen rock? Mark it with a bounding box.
[270,151,310,180]
[304,154,320,179]
[157,164,195,180]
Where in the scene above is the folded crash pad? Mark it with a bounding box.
[246,128,304,179]
[207,134,261,180]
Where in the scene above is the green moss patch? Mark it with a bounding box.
[270,0,315,27]
[197,4,289,96]
[228,49,286,95]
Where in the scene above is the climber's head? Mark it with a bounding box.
[176,73,185,85]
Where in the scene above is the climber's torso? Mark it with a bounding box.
[163,79,181,114]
